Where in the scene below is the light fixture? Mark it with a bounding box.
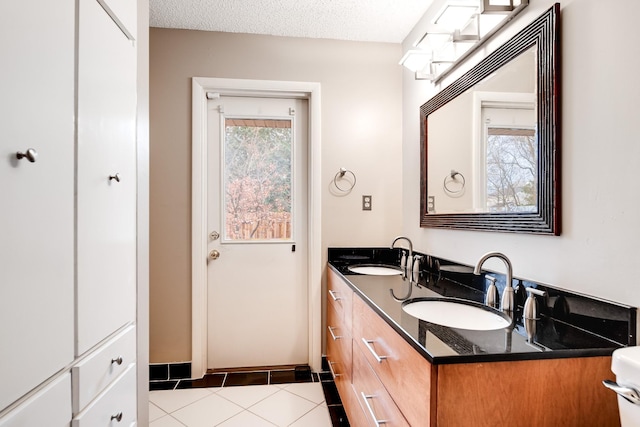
[434,4,478,29]
[398,50,431,73]
[481,0,519,14]
[400,0,528,83]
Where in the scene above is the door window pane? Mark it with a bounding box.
[223,118,293,241]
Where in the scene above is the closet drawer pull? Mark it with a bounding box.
[362,338,387,363]
[328,326,342,341]
[328,289,341,301]
[111,412,123,422]
[361,392,388,426]
[111,356,123,365]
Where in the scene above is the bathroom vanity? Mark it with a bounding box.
[327,248,636,427]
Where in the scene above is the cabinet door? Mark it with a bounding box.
[76,0,137,354]
[0,1,75,410]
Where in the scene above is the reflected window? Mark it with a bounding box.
[485,126,537,212]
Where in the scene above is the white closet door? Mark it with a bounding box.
[0,1,75,410]
[76,0,137,354]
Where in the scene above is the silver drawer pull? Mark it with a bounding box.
[328,360,342,379]
[328,289,341,301]
[111,356,124,365]
[362,338,387,363]
[603,380,640,405]
[111,412,123,422]
[109,173,121,182]
[361,392,388,426]
[328,326,342,341]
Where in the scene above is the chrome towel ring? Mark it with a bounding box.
[333,168,356,193]
[443,170,465,195]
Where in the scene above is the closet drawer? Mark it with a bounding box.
[72,364,136,427]
[327,268,353,332]
[72,325,136,414]
[352,344,409,427]
[0,373,71,427]
[353,296,435,426]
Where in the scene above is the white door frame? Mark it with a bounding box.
[191,77,322,378]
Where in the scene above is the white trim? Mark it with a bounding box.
[191,78,322,378]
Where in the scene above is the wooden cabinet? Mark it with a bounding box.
[352,344,409,427]
[0,0,76,411]
[353,296,435,426]
[327,267,619,427]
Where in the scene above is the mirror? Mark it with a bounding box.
[420,4,560,235]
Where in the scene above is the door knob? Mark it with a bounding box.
[16,148,38,163]
[209,231,220,240]
[209,250,220,260]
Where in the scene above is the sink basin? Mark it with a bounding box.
[402,298,511,331]
[348,265,402,276]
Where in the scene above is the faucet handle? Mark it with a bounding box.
[523,287,547,320]
[484,276,499,308]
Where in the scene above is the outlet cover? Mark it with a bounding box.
[362,195,372,211]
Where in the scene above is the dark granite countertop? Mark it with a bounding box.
[329,247,636,365]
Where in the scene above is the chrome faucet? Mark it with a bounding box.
[391,236,413,274]
[473,252,515,313]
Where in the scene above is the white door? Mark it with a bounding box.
[206,96,309,370]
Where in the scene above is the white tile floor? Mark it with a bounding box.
[149,382,333,427]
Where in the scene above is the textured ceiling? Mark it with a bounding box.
[149,0,434,43]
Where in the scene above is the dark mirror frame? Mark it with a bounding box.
[420,4,560,235]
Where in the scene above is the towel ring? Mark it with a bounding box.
[443,170,465,195]
[333,168,356,192]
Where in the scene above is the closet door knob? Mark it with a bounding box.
[110,412,123,422]
[16,148,38,163]
[111,356,123,365]
[109,173,121,182]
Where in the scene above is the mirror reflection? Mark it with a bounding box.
[427,47,536,214]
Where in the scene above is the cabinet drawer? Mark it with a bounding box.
[0,374,71,427]
[72,364,136,427]
[353,296,435,427]
[352,344,409,427]
[72,325,136,414]
[327,268,353,332]
[326,302,352,387]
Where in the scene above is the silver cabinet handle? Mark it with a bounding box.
[328,326,342,341]
[16,148,38,163]
[361,392,388,426]
[109,173,121,182]
[328,289,341,301]
[603,380,640,405]
[328,360,341,379]
[111,412,123,422]
[111,356,123,365]
[362,338,387,363]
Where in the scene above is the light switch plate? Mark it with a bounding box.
[362,195,372,211]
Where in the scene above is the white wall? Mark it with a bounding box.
[402,0,640,331]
